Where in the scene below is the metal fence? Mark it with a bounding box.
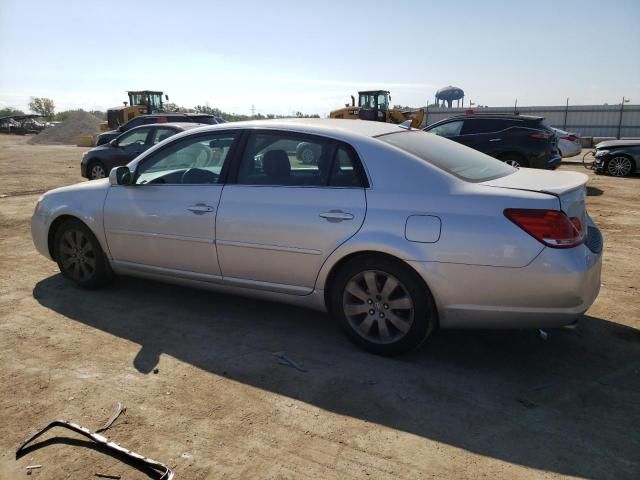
[421,104,640,138]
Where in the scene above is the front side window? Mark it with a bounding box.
[236,131,363,187]
[135,132,237,185]
[151,127,178,144]
[118,128,150,147]
[427,120,463,137]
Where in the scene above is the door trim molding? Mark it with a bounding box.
[107,228,213,244]
[216,239,322,255]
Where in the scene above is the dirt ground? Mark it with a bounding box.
[0,134,638,480]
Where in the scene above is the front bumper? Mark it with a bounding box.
[31,212,52,260]
[408,224,603,329]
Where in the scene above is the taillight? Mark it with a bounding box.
[561,134,578,142]
[530,131,551,140]
[504,209,585,248]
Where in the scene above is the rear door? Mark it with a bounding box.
[215,130,367,294]
[458,118,510,155]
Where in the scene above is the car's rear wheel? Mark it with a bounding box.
[54,219,112,288]
[606,155,634,177]
[329,255,436,355]
[88,160,107,180]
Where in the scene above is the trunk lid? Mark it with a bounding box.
[482,168,588,236]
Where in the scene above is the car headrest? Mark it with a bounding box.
[262,150,291,181]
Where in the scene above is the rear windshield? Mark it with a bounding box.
[378,130,515,182]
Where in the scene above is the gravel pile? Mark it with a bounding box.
[28,111,102,145]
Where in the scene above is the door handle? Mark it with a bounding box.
[489,138,502,142]
[319,210,354,222]
[187,204,215,214]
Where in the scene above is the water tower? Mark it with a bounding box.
[435,86,465,108]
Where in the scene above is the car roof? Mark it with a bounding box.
[437,114,543,122]
[128,122,205,131]
[184,118,403,138]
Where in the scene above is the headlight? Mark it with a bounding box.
[595,150,609,157]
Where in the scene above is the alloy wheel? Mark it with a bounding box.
[301,148,315,164]
[607,156,633,177]
[90,164,106,179]
[342,270,414,344]
[505,159,521,168]
[58,229,97,282]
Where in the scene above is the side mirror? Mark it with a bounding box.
[109,139,119,147]
[109,166,132,186]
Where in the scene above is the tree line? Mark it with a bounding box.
[1,97,320,122]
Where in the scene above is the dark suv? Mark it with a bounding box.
[423,114,560,169]
[95,113,222,146]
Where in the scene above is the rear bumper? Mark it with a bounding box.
[409,225,603,329]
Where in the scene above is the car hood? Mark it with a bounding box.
[596,139,640,149]
[86,144,113,155]
[44,178,111,197]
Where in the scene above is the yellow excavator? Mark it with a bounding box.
[99,90,168,132]
[330,90,424,128]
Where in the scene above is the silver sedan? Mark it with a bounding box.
[31,119,603,355]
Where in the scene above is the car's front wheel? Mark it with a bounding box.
[54,219,112,288]
[88,160,107,180]
[330,255,436,355]
[606,155,634,177]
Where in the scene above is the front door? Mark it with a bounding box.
[216,130,367,294]
[103,131,239,277]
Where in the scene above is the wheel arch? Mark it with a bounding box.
[47,214,107,261]
[320,249,439,326]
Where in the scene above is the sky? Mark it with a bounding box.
[1,0,639,116]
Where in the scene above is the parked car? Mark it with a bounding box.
[33,119,602,355]
[424,114,561,169]
[81,123,204,180]
[593,139,640,177]
[95,113,220,146]
[552,127,582,158]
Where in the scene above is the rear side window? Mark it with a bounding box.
[236,131,364,187]
[461,119,511,135]
[379,130,515,182]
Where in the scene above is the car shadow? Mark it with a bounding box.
[33,274,640,479]
[587,186,604,196]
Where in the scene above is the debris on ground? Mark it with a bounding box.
[28,111,101,145]
[273,351,307,372]
[96,402,126,433]
[94,473,121,479]
[16,419,174,480]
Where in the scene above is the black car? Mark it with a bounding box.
[95,113,220,146]
[81,123,203,180]
[423,114,561,169]
[592,139,640,177]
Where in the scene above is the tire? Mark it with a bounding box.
[53,219,112,289]
[500,154,529,168]
[329,255,437,356]
[605,155,634,177]
[88,160,107,180]
[297,144,317,164]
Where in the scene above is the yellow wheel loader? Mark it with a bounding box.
[329,90,424,128]
[99,90,168,132]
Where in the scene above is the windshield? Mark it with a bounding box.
[378,130,516,182]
